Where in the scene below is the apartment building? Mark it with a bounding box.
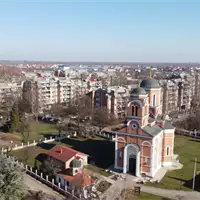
[57,78,72,105]
[177,80,192,111]
[23,76,89,113]
[70,79,87,101]
[23,78,59,113]
[86,86,129,118]
[107,86,129,118]
[0,82,23,102]
[159,80,179,115]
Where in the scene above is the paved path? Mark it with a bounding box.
[100,174,200,200]
[23,174,65,200]
[141,186,200,200]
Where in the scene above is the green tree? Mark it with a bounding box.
[0,154,27,200]
[39,160,57,178]
[10,103,20,132]
[19,122,31,143]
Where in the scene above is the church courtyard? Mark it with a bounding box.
[8,135,115,177]
[8,133,200,191]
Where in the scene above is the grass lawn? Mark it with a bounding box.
[138,192,170,200]
[15,122,57,141]
[147,135,200,191]
[8,145,48,167]
[85,164,112,177]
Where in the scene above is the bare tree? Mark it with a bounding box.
[92,108,119,131]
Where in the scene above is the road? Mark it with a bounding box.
[23,173,65,200]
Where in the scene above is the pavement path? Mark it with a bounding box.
[23,173,65,200]
[141,186,200,200]
[100,174,200,200]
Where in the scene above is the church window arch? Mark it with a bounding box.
[135,106,138,116]
[117,137,125,142]
[132,106,135,116]
[166,146,170,156]
[153,94,156,106]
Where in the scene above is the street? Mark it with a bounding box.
[23,173,65,200]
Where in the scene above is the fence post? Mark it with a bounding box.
[1,147,4,153]
[21,143,23,148]
[15,144,18,149]
[72,189,74,196]
[33,140,36,145]
[50,136,52,140]
[46,175,48,181]
[58,182,61,188]
[35,169,37,175]
[41,172,43,179]
[65,185,67,191]
[30,167,32,172]
[25,165,28,170]
[52,178,54,185]
[27,141,30,147]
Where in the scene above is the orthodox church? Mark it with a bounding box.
[114,78,175,177]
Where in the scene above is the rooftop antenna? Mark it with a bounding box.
[149,68,152,78]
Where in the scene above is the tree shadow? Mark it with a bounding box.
[60,138,115,169]
[189,139,200,143]
[35,153,47,163]
[190,160,200,164]
[37,142,56,150]
[168,174,200,191]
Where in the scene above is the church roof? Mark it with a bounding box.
[142,125,163,136]
[163,121,175,130]
[140,78,160,89]
[131,87,146,95]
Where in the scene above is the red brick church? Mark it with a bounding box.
[114,78,175,177]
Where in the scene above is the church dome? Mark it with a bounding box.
[70,158,82,168]
[131,87,146,95]
[140,78,160,89]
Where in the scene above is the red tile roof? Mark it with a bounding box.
[46,145,87,162]
[57,172,95,187]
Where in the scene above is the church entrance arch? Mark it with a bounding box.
[129,155,136,175]
[123,144,140,177]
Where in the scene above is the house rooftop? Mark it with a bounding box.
[47,145,88,163]
[57,172,95,187]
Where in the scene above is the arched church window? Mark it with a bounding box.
[135,106,138,116]
[166,146,170,156]
[132,106,135,116]
[153,94,156,106]
[119,151,122,160]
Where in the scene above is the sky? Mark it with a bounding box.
[0,1,200,63]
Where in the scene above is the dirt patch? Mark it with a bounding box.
[97,181,111,193]
[115,189,139,200]
[0,132,22,148]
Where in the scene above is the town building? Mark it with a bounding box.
[44,145,95,194]
[86,86,129,118]
[0,82,23,102]
[114,78,176,177]
[159,80,179,115]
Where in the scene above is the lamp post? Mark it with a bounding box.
[193,157,197,190]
